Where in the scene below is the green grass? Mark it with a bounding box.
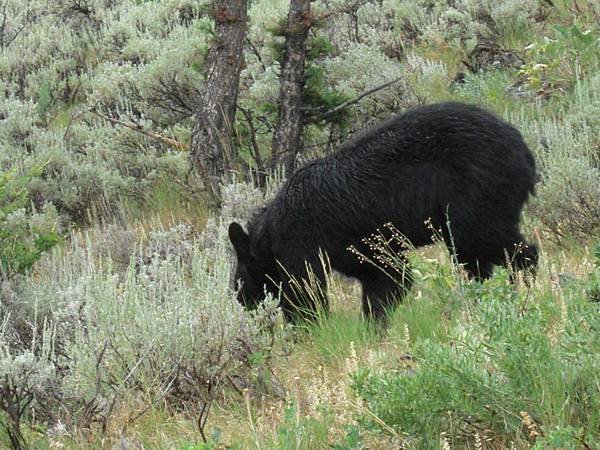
[247,244,598,450]
[304,311,378,364]
[352,258,600,448]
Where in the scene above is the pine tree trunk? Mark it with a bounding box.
[272,0,312,175]
[191,0,247,192]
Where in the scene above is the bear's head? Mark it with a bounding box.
[228,222,269,309]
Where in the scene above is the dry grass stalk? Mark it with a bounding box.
[520,411,541,441]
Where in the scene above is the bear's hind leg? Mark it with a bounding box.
[505,238,538,273]
[451,233,538,283]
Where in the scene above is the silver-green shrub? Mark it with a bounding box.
[59,240,262,411]
[316,0,542,53]
[200,175,283,251]
[0,0,210,224]
[532,157,600,241]
[516,74,600,242]
[7,210,281,430]
[0,310,59,446]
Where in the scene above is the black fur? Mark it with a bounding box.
[229,102,538,323]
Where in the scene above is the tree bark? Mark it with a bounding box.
[191,0,247,192]
[271,0,312,175]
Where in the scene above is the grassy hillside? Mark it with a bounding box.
[0,0,599,449]
[25,241,600,449]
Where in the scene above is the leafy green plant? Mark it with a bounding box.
[531,425,599,450]
[586,243,600,302]
[303,35,353,127]
[519,24,599,95]
[36,80,53,124]
[0,168,61,282]
[178,428,222,450]
[332,425,362,450]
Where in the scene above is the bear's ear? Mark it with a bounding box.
[228,222,251,262]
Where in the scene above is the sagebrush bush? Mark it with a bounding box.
[0,0,206,224]
[200,176,282,252]
[531,156,600,241]
[1,212,282,438]
[0,175,281,442]
[317,0,543,54]
[0,304,60,449]
[518,72,600,242]
[59,237,277,420]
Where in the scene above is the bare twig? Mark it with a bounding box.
[90,108,189,151]
[0,0,35,51]
[311,76,403,123]
[148,73,197,119]
[197,399,211,443]
[125,357,181,429]
[245,37,266,72]
[239,106,266,173]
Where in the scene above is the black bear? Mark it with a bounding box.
[229,102,538,323]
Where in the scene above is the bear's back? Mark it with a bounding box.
[332,102,526,162]
[279,102,534,205]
